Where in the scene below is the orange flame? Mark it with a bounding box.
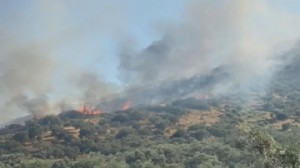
[121,101,131,111]
[77,104,102,115]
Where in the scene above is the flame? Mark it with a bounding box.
[121,101,131,111]
[77,104,102,115]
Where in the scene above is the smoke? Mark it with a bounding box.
[119,0,300,95]
[75,72,117,107]
[1,0,300,123]
[0,35,57,121]
[0,0,122,122]
[8,95,52,117]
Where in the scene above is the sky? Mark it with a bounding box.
[0,0,184,84]
[1,0,300,122]
[0,0,185,121]
[1,0,300,85]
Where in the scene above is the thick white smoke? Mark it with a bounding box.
[119,0,300,95]
[1,0,300,123]
[0,0,122,122]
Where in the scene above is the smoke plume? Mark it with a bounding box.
[75,72,117,107]
[0,0,121,122]
[1,0,300,123]
[0,35,57,121]
[119,0,300,95]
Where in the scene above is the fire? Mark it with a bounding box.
[77,104,102,115]
[121,101,131,111]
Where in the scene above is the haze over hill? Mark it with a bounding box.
[1,55,300,167]
[1,0,300,124]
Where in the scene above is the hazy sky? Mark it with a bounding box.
[0,0,183,84]
[0,0,185,121]
[1,0,299,86]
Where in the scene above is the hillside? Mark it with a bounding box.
[1,96,300,168]
[0,58,300,168]
[2,1,300,168]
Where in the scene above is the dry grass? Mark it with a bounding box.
[63,126,80,138]
[268,119,300,130]
[41,131,55,141]
[178,109,221,128]
[84,118,100,125]
[165,128,177,137]
[164,109,221,137]
[245,112,273,123]
[242,112,300,130]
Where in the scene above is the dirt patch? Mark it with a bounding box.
[84,118,100,125]
[178,109,221,128]
[63,126,80,138]
[245,112,273,123]
[165,128,178,137]
[164,109,221,137]
[268,119,300,130]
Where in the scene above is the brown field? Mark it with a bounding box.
[178,109,222,128]
[268,119,300,130]
[242,112,300,130]
[165,109,221,137]
[245,112,273,123]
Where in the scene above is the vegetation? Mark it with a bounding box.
[1,59,300,167]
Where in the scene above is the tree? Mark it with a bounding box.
[14,131,29,143]
[115,128,134,139]
[191,129,209,140]
[79,128,94,138]
[112,114,129,123]
[28,125,42,140]
[39,115,62,127]
[171,129,185,139]
[282,123,290,131]
[241,126,300,168]
[51,161,69,168]
[276,113,288,121]
[128,111,146,121]
[64,146,80,159]
[184,152,221,168]
[16,160,51,168]
[206,125,226,138]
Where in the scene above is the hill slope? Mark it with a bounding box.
[1,57,300,168]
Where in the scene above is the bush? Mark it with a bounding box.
[112,114,129,123]
[206,127,226,138]
[191,130,209,140]
[171,129,185,139]
[276,113,288,121]
[115,128,134,139]
[282,123,291,131]
[13,131,29,143]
